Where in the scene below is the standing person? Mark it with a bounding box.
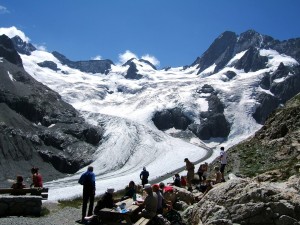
[197,163,205,182]
[30,167,43,188]
[78,166,96,223]
[219,147,227,182]
[140,167,149,187]
[184,158,195,191]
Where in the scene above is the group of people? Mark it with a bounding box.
[78,146,227,224]
[11,167,43,190]
[184,146,227,194]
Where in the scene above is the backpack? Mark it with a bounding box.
[154,214,171,225]
[165,209,184,225]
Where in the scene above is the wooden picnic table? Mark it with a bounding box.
[99,198,144,225]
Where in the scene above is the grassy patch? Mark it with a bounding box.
[41,206,50,216]
[58,197,83,209]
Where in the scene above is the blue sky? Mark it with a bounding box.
[1,0,300,68]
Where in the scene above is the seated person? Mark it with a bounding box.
[122,180,136,200]
[136,184,158,219]
[159,182,175,208]
[213,166,222,184]
[152,184,163,214]
[180,176,187,187]
[11,175,26,189]
[200,179,214,197]
[30,167,43,188]
[168,174,181,187]
[11,175,26,196]
[94,188,116,215]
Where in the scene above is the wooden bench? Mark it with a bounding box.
[0,187,49,200]
[134,217,150,225]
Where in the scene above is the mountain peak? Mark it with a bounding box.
[0,34,23,67]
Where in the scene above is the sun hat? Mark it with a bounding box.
[143,184,152,190]
[152,184,159,191]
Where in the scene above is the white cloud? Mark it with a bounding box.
[0,5,9,14]
[118,50,137,65]
[0,26,30,42]
[34,43,47,51]
[141,54,160,67]
[91,55,102,60]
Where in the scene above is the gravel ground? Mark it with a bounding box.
[0,201,83,225]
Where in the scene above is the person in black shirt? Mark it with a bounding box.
[78,166,96,223]
[140,167,149,187]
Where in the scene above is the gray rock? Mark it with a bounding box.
[52,51,113,74]
[182,178,300,225]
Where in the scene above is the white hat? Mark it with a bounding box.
[107,188,115,194]
[143,184,151,190]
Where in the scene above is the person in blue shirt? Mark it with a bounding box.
[78,166,96,223]
[140,167,149,187]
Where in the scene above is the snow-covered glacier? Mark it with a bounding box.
[18,42,299,200]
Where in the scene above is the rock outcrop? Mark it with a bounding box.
[182,177,300,225]
[152,107,192,131]
[52,51,113,74]
[189,85,231,140]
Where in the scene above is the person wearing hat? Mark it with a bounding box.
[184,158,195,191]
[136,183,158,219]
[94,188,116,216]
[140,167,149,187]
[152,184,163,214]
[78,166,96,223]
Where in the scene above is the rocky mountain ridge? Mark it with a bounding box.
[0,35,104,185]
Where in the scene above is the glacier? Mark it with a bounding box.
[12,43,298,201]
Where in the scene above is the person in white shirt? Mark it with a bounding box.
[219,147,227,182]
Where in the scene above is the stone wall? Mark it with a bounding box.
[0,196,42,217]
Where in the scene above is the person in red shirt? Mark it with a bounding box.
[180,176,187,187]
[30,167,43,188]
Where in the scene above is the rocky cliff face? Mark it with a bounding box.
[191,30,300,125]
[225,93,300,179]
[52,51,113,74]
[0,35,104,185]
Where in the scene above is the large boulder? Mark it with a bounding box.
[182,177,300,225]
